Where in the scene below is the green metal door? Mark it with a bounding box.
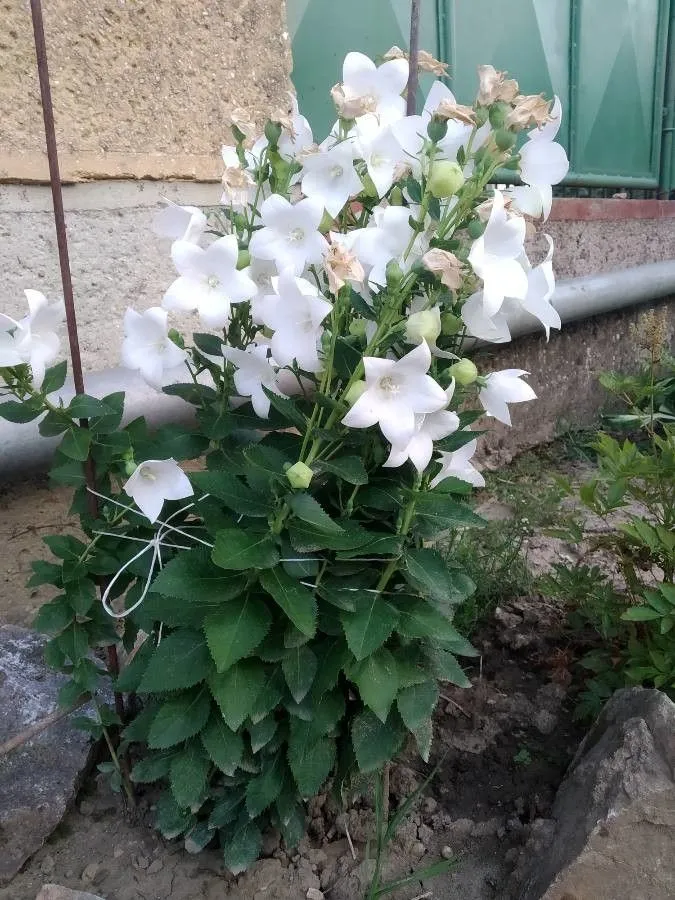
[288,0,673,189]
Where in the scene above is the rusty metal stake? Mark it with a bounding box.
[407,0,422,115]
[29,0,123,705]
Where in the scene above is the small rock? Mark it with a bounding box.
[494,607,523,629]
[78,800,95,817]
[307,849,327,870]
[306,889,325,900]
[146,858,163,874]
[113,844,125,859]
[411,842,426,856]
[441,846,454,860]
[470,817,501,837]
[35,887,106,900]
[80,863,99,884]
[39,854,55,875]
[445,817,475,839]
[132,854,149,870]
[534,709,558,735]
[423,797,438,815]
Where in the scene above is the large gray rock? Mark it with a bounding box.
[519,687,675,900]
[0,626,100,885]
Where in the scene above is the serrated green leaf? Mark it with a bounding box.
[67,394,113,419]
[358,484,402,511]
[191,470,270,517]
[0,400,43,423]
[621,606,662,622]
[263,388,307,429]
[259,568,317,637]
[156,789,194,839]
[148,689,212,749]
[288,518,372,552]
[65,579,96,616]
[316,455,368,485]
[282,646,317,703]
[28,559,63,588]
[288,729,335,796]
[426,646,471,687]
[245,752,286,817]
[351,709,406,773]
[340,594,398,661]
[413,718,433,762]
[149,547,247,606]
[312,637,350,696]
[250,667,285,724]
[222,815,262,875]
[248,715,278,753]
[170,740,210,808]
[404,548,476,607]
[41,360,67,394]
[208,788,245,829]
[397,680,439,731]
[414,492,485,530]
[275,798,306,849]
[317,581,356,612]
[115,638,154,693]
[212,529,279,571]
[56,622,89,663]
[130,749,177,783]
[138,630,213,692]
[59,427,92,461]
[396,599,464,643]
[33,598,74,635]
[201,712,244,775]
[336,534,402,560]
[351,649,399,722]
[288,493,344,533]
[204,595,271,673]
[209,660,266,730]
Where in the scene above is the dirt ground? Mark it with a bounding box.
[0,453,597,900]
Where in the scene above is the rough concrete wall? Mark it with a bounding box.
[476,296,675,467]
[1,0,291,181]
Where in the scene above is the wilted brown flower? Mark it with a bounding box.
[434,99,477,126]
[422,248,464,291]
[227,108,257,145]
[383,46,448,77]
[383,45,407,61]
[324,242,365,294]
[507,94,552,129]
[476,65,519,105]
[330,83,378,120]
[221,166,254,207]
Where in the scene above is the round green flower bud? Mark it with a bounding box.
[494,128,517,151]
[286,461,314,490]
[488,102,509,129]
[428,161,465,198]
[344,380,367,406]
[124,458,138,477]
[448,358,478,386]
[467,219,486,239]
[236,249,251,270]
[385,259,404,289]
[441,313,463,336]
[389,186,404,206]
[264,120,282,147]
[405,309,441,346]
[427,116,448,143]
[474,106,489,126]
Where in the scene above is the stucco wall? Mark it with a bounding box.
[1,0,291,182]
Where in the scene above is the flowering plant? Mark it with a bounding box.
[0,50,567,871]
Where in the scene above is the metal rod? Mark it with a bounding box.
[407,0,422,115]
[29,0,123,699]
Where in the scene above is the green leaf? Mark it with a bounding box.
[208,788,245,829]
[250,667,285,724]
[351,709,406,773]
[317,580,356,612]
[138,630,213,692]
[41,360,68,394]
[156,789,194,839]
[414,492,485,530]
[351,648,399,722]
[426,646,471,687]
[340,594,398,660]
[259,568,317,637]
[245,753,286,817]
[50,457,87,487]
[67,394,113,419]
[201,713,244,775]
[336,534,402,560]
[397,681,439,731]
[412,718,433,762]
[315,456,368,485]
[288,493,344,533]
[212,530,279,571]
[404,548,476,607]
[130,749,176,783]
[170,740,210,808]
[148,547,246,604]
[358,484,402,511]
[248,716,278,754]
[191,470,270,517]
[28,559,63,588]
[33,598,73,635]
[56,622,90,663]
[621,606,662,622]
[288,519,372,552]
[65,579,96,616]
[38,410,70,437]
[209,660,266,731]
[288,729,335,796]
[148,689,212,749]
[282,646,317,703]
[312,638,351,696]
[263,388,307,429]
[59,427,92,461]
[89,392,125,434]
[222,816,262,875]
[0,400,43,423]
[197,405,232,440]
[396,599,464,643]
[115,638,154,693]
[333,336,362,379]
[204,595,271,672]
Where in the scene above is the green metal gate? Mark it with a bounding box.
[288,0,675,191]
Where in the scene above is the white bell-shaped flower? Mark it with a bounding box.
[430,438,485,489]
[518,97,570,220]
[0,290,65,389]
[121,307,187,389]
[301,142,362,218]
[479,369,536,426]
[249,195,328,275]
[123,458,194,523]
[221,343,287,418]
[153,200,207,244]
